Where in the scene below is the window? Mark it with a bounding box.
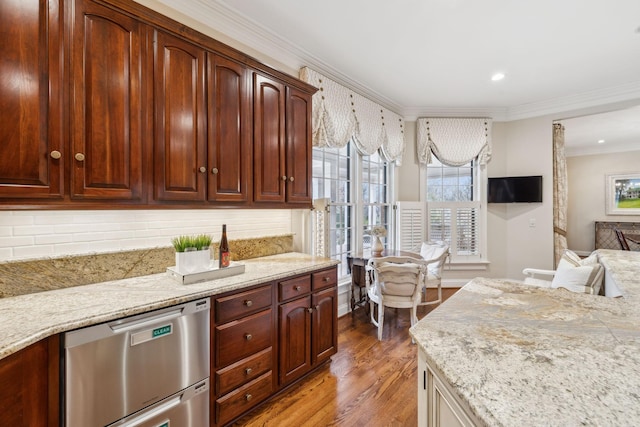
[425,156,484,262]
[312,143,393,279]
[312,144,354,279]
[361,151,390,251]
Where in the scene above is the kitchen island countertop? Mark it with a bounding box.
[410,249,640,426]
[0,252,338,360]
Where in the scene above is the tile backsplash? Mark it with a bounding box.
[0,209,293,262]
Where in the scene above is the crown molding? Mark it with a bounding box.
[154,0,640,123]
[565,143,640,158]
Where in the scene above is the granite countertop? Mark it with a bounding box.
[0,252,338,360]
[410,249,640,426]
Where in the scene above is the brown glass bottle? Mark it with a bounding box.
[219,224,230,268]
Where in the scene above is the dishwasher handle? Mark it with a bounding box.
[110,308,182,333]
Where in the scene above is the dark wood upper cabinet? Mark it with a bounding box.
[286,87,313,204]
[207,54,252,203]
[0,0,316,209]
[0,0,64,199]
[69,0,145,201]
[253,73,287,203]
[153,30,207,202]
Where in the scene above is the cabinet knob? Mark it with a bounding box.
[307,307,313,313]
[323,276,330,282]
[281,175,287,181]
[211,167,219,174]
[244,300,253,307]
[199,166,206,173]
[245,367,253,375]
[50,150,62,160]
[245,333,252,341]
[294,285,301,291]
[245,394,253,402]
[289,176,295,182]
[74,153,85,162]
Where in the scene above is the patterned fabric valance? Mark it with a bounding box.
[416,118,492,166]
[300,67,406,165]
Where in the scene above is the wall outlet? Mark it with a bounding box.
[529,218,536,228]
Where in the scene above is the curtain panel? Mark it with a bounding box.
[299,67,406,164]
[553,123,568,267]
[416,118,492,166]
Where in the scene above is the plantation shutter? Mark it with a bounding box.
[427,202,481,261]
[395,202,425,251]
[311,198,330,257]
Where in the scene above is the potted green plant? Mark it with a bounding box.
[172,234,212,273]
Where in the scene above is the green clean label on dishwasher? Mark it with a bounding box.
[152,325,172,338]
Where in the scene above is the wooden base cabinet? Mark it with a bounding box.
[278,268,338,386]
[0,336,60,427]
[212,284,276,426]
[212,266,337,426]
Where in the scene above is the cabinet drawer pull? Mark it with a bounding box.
[323,276,330,282]
[211,167,219,174]
[74,153,85,162]
[50,150,62,159]
[245,394,252,402]
[199,166,206,173]
[294,285,301,291]
[245,333,252,341]
[281,175,287,181]
[245,367,253,375]
[289,176,294,182]
[244,299,253,307]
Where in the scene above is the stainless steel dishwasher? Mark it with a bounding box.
[64,298,210,427]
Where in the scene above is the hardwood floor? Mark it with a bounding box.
[232,288,458,427]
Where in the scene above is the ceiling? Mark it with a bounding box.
[151,0,640,153]
[157,0,640,121]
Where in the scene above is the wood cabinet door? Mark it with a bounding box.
[0,336,60,427]
[207,54,251,203]
[70,0,144,201]
[285,87,313,204]
[153,30,206,201]
[278,295,312,385]
[253,73,286,203]
[0,0,63,199]
[312,287,338,365]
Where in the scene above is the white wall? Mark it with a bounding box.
[495,116,555,278]
[567,150,640,252]
[0,209,293,262]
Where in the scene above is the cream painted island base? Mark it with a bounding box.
[410,250,640,427]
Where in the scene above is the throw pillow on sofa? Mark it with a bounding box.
[551,250,604,295]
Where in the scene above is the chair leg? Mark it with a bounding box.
[369,300,377,326]
[377,305,384,340]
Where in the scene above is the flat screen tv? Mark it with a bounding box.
[487,175,542,203]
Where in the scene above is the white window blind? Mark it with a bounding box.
[395,202,425,251]
[428,202,481,261]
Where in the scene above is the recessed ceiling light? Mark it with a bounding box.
[491,73,505,82]
[597,139,605,144]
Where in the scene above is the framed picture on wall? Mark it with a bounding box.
[606,173,640,215]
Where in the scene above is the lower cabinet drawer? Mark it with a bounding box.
[216,309,272,367]
[215,347,273,396]
[216,371,273,426]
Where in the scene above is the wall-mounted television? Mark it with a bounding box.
[487,175,543,203]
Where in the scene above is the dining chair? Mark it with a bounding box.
[416,241,450,307]
[366,256,426,341]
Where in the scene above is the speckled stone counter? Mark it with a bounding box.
[410,249,640,426]
[0,252,338,360]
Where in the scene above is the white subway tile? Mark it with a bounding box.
[0,248,13,261]
[35,234,74,245]
[13,225,54,236]
[0,213,35,226]
[0,236,35,248]
[13,245,55,260]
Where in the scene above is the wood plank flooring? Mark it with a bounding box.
[232,288,458,427]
